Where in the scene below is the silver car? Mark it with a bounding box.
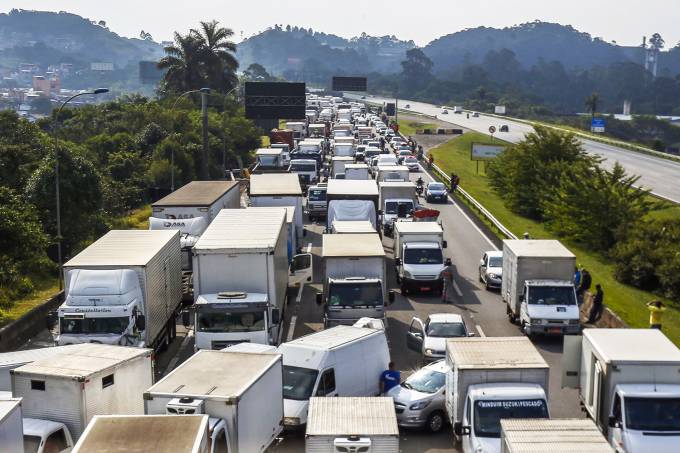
[479,250,503,290]
[387,360,447,433]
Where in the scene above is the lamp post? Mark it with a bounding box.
[220,86,240,177]
[54,88,109,290]
[171,87,211,188]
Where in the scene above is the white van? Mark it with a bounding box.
[278,325,390,427]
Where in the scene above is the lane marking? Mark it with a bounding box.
[166,329,193,372]
[306,242,312,253]
[295,283,304,303]
[287,315,298,342]
[476,325,486,337]
[453,280,463,298]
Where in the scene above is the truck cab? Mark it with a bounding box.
[382,200,415,236]
[307,184,327,221]
[455,384,549,453]
[23,418,74,453]
[289,159,318,188]
[519,280,580,336]
[317,277,394,328]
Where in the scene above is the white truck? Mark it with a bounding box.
[331,156,353,178]
[12,343,152,442]
[344,163,369,180]
[330,220,376,234]
[0,346,73,395]
[305,397,399,453]
[378,181,416,236]
[254,148,287,171]
[446,337,550,453]
[394,222,447,295]
[57,230,182,349]
[316,233,394,327]
[286,121,306,141]
[278,325,390,427]
[289,158,318,188]
[376,165,410,182]
[326,179,380,232]
[144,349,283,453]
[0,398,23,453]
[73,414,210,453]
[500,418,613,453]
[192,208,311,349]
[502,240,580,336]
[562,328,680,452]
[249,173,304,240]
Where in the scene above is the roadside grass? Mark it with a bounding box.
[429,132,680,345]
[110,205,152,230]
[261,135,270,147]
[398,119,436,137]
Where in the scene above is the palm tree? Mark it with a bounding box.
[192,20,239,92]
[157,32,204,94]
[585,93,599,122]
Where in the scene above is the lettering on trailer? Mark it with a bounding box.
[477,399,544,409]
[332,76,367,92]
[61,307,115,313]
[163,221,186,228]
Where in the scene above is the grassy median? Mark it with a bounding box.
[429,132,680,344]
[397,119,437,136]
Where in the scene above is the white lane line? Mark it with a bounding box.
[476,325,486,337]
[306,242,312,253]
[287,315,298,342]
[166,329,193,371]
[453,280,463,298]
[295,283,304,303]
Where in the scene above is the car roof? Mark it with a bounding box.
[427,313,464,323]
[428,181,445,186]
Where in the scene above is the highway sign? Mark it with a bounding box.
[471,143,506,161]
[332,76,367,92]
[494,105,506,115]
[591,118,606,133]
[488,126,496,134]
[244,82,306,119]
[385,103,396,116]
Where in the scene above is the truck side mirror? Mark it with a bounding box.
[271,308,281,325]
[388,290,396,304]
[453,422,463,435]
[45,311,58,330]
[519,294,524,302]
[395,258,402,266]
[135,314,146,331]
[442,240,448,249]
[608,416,619,428]
[316,293,323,305]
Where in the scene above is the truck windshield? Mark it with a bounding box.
[405,248,443,265]
[282,365,319,400]
[257,156,278,166]
[625,397,680,431]
[60,317,129,335]
[528,286,576,306]
[474,399,548,438]
[385,201,414,216]
[488,257,503,267]
[328,282,382,308]
[197,311,265,332]
[290,163,316,172]
[308,189,326,201]
[402,368,445,394]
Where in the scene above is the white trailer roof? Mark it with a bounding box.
[152,181,239,207]
[331,156,354,162]
[332,220,376,234]
[73,415,209,453]
[64,230,178,267]
[0,345,73,367]
[394,222,443,234]
[13,344,151,379]
[145,350,280,402]
[379,181,415,189]
[322,233,384,258]
[584,328,680,364]
[249,205,295,224]
[283,326,380,351]
[0,399,21,423]
[378,165,409,172]
[327,179,379,197]
[306,397,398,436]
[447,337,548,370]
[194,208,285,252]
[256,148,283,156]
[345,163,369,169]
[249,173,302,196]
[501,418,612,452]
[503,240,575,258]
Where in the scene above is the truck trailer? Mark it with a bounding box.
[500,418,612,453]
[249,173,304,239]
[326,179,379,232]
[0,398,23,453]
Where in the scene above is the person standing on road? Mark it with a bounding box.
[586,284,604,324]
[428,154,434,169]
[380,362,400,395]
[578,269,592,304]
[441,258,455,303]
[647,300,667,330]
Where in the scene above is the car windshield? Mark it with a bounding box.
[385,201,414,216]
[308,189,326,201]
[290,163,316,172]
[282,365,318,400]
[528,286,576,306]
[625,397,680,431]
[426,321,466,337]
[405,157,418,164]
[404,248,443,265]
[429,183,445,191]
[474,399,549,438]
[403,368,446,394]
[23,436,41,453]
[328,282,382,307]
[60,316,129,335]
[197,310,265,332]
[488,257,503,267]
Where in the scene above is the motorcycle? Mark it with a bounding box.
[415,180,425,197]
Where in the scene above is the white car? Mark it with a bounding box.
[406,313,472,361]
[404,156,420,171]
[479,251,503,290]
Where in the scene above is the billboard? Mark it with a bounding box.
[384,102,396,116]
[91,62,114,71]
[244,82,306,119]
[591,118,605,133]
[471,143,506,160]
[494,105,506,115]
[332,76,367,92]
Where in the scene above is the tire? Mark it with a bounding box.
[485,281,490,291]
[401,282,409,295]
[507,305,517,323]
[426,411,446,433]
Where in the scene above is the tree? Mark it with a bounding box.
[649,33,665,50]
[140,30,153,41]
[584,93,599,121]
[157,32,204,95]
[243,63,272,81]
[400,48,434,93]
[191,20,239,92]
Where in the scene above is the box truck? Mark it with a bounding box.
[331,156,353,178]
[0,346,73,394]
[253,148,288,172]
[376,165,410,183]
[12,343,152,441]
[500,418,613,453]
[562,328,680,452]
[73,414,210,453]
[501,240,579,336]
[249,173,304,239]
[192,208,311,349]
[394,222,447,295]
[316,233,394,327]
[278,325,390,427]
[57,230,182,350]
[151,181,241,223]
[330,220,376,234]
[446,337,550,453]
[0,398,23,453]
[344,163,369,180]
[305,397,399,453]
[326,179,379,232]
[378,181,416,236]
[144,350,283,453]
[307,184,328,221]
[289,158,318,188]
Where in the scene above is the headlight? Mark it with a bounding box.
[425,348,434,356]
[488,273,497,279]
[403,270,413,279]
[409,400,431,410]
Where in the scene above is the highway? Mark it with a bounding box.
[348,94,680,203]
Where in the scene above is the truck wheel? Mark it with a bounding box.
[401,283,408,295]
[426,411,445,433]
[507,305,516,323]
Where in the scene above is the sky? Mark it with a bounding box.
[5,1,680,48]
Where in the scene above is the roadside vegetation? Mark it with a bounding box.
[430,128,680,344]
[397,119,436,136]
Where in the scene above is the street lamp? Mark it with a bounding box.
[171,88,211,189]
[54,88,109,290]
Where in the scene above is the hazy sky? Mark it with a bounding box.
[5,1,680,47]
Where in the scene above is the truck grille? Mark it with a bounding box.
[547,320,570,325]
[414,275,437,280]
[212,340,249,350]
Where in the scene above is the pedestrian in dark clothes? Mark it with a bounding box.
[587,284,604,323]
[578,269,592,304]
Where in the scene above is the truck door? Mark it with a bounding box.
[561,334,582,388]
[462,396,473,453]
[315,368,337,398]
[608,392,624,446]
[289,253,313,286]
[406,317,425,353]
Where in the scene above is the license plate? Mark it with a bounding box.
[420,287,431,291]
[549,327,562,334]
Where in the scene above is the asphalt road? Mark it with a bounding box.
[348,93,680,203]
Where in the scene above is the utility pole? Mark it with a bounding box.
[395,87,399,125]
[200,88,210,180]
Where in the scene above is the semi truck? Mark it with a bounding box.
[562,328,680,452]
[249,173,304,240]
[192,208,311,349]
[394,222,447,295]
[144,349,283,453]
[501,240,579,336]
[446,337,550,453]
[57,230,182,350]
[378,181,416,236]
[316,233,394,327]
